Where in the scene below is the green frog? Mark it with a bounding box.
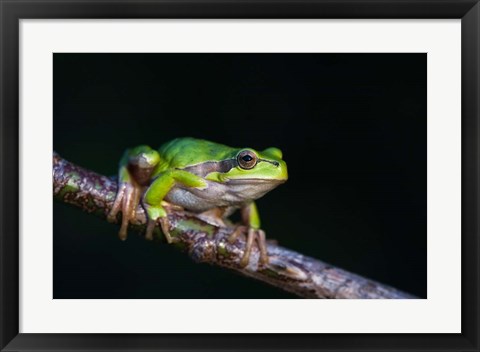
[107,137,288,267]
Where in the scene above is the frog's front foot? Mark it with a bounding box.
[228,226,269,268]
[144,202,181,243]
[107,181,142,240]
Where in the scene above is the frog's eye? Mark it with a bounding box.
[237,150,258,170]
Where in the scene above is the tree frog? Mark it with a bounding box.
[107,137,288,267]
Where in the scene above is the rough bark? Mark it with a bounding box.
[53,152,417,299]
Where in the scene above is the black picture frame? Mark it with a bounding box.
[1,0,478,351]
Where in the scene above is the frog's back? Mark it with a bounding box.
[157,137,239,171]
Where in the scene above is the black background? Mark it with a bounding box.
[53,53,426,298]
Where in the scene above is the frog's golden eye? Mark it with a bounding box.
[237,150,258,170]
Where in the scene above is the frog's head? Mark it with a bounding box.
[205,146,288,190]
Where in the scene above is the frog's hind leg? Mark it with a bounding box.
[107,146,160,240]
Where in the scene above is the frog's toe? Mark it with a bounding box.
[159,216,179,244]
[256,229,269,266]
[107,182,126,223]
[228,225,248,244]
[239,228,256,267]
[237,228,270,268]
[145,217,156,241]
[143,210,178,244]
[109,181,142,241]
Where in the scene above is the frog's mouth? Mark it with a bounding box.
[226,178,287,185]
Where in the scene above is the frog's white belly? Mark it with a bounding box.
[164,178,282,213]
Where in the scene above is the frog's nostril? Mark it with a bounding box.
[273,161,279,167]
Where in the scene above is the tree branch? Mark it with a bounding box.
[53,152,417,299]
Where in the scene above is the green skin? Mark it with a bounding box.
[108,137,288,266]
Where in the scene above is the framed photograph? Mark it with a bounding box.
[1,0,478,351]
